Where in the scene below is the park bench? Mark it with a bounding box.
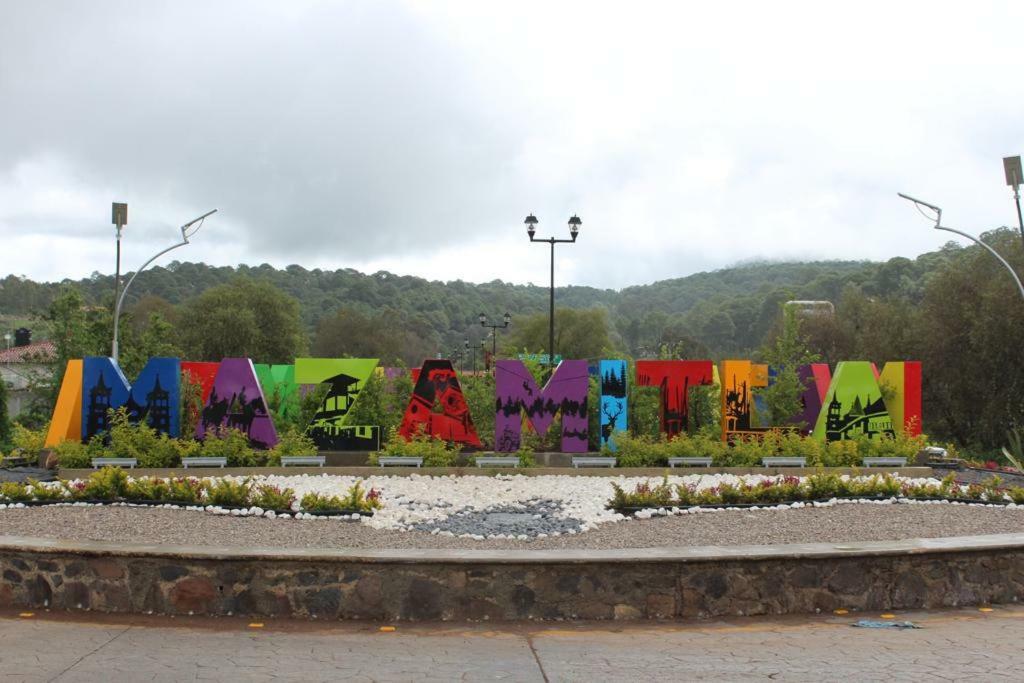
[475,456,521,468]
[863,457,907,467]
[280,456,326,467]
[91,457,137,469]
[572,456,617,468]
[1,450,32,468]
[668,457,713,468]
[378,457,423,468]
[182,457,227,469]
[762,457,806,467]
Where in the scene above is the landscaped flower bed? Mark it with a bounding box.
[608,472,1024,513]
[0,468,383,519]
[3,470,1022,541]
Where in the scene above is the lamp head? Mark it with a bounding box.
[525,213,538,239]
[568,214,581,239]
[897,193,941,226]
[1004,156,1023,189]
[181,209,218,241]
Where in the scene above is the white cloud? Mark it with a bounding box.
[1,1,1021,288]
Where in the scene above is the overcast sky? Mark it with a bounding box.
[1,1,1022,290]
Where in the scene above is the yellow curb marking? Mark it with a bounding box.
[248,623,264,628]
[18,612,34,618]
[379,626,396,632]
[979,607,994,612]
[880,613,896,619]
[833,609,848,615]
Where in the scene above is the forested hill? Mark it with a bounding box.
[0,245,961,356]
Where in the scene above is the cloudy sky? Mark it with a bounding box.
[1,1,1021,290]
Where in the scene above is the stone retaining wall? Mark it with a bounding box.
[1,535,1023,621]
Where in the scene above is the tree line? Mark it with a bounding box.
[2,229,1021,453]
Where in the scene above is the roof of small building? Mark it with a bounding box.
[0,340,57,364]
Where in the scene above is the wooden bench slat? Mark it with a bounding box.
[378,457,423,467]
[863,457,907,467]
[280,456,326,467]
[91,458,137,469]
[475,457,520,468]
[668,457,713,467]
[182,457,227,468]
[762,457,806,467]
[572,457,617,468]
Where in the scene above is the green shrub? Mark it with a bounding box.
[267,427,318,467]
[609,476,674,508]
[26,479,65,502]
[124,477,172,502]
[201,427,259,466]
[1007,487,1024,504]
[203,477,252,507]
[608,432,667,467]
[54,439,92,468]
[372,426,460,467]
[0,481,30,502]
[167,477,204,504]
[137,435,196,468]
[300,481,382,513]
[11,423,46,458]
[81,467,130,500]
[516,443,537,468]
[251,483,296,511]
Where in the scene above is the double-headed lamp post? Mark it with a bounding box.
[526,213,581,369]
[111,209,217,363]
[897,193,1024,300]
[479,312,511,371]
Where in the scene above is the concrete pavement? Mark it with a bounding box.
[1,606,1023,681]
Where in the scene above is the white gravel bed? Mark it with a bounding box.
[1,473,1023,549]
[2,503,1023,551]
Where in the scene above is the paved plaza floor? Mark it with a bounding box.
[1,606,1022,681]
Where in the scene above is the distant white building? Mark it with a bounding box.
[784,300,835,316]
[0,340,55,419]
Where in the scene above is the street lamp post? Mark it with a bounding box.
[112,203,128,312]
[525,214,580,369]
[897,193,1024,300]
[479,312,511,372]
[111,209,217,362]
[1003,155,1024,251]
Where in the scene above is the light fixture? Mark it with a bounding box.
[525,213,538,239]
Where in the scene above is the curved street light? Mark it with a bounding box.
[897,193,1024,300]
[111,209,217,362]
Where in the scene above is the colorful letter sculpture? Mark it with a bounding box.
[721,360,769,441]
[398,359,482,447]
[181,361,220,403]
[196,358,278,448]
[599,360,628,450]
[635,360,714,439]
[813,361,895,442]
[44,359,83,447]
[790,363,832,432]
[878,361,922,436]
[254,363,300,421]
[494,360,589,452]
[81,357,181,439]
[294,358,380,450]
[45,352,926,452]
